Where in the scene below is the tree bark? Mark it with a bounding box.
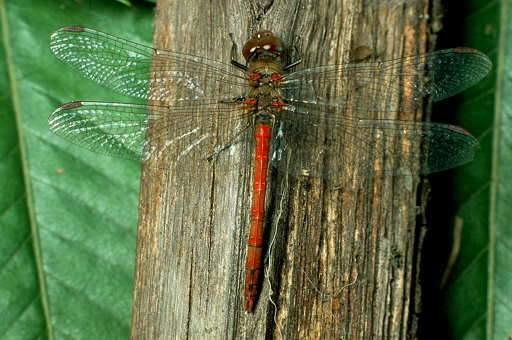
[131,0,433,339]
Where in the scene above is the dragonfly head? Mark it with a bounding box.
[242,31,284,62]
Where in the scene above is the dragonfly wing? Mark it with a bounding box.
[49,99,253,170]
[50,26,247,101]
[281,48,491,116]
[272,107,478,182]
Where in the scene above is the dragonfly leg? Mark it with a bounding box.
[230,33,248,71]
[283,38,302,71]
[218,96,246,105]
[206,122,252,162]
[283,59,302,71]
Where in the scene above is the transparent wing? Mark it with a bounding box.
[49,26,248,101]
[48,99,253,169]
[282,48,491,116]
[272,106,478,182]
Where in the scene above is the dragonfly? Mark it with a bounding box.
[49,26,491,312]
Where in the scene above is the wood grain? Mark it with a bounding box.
[131,0,434,338]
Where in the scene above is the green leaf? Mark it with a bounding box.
[0,5,47,340]
[0,26,44,340]
[1,0,152,338]
[115,0,132,6]
[437,1,512,339]
[489,2,512,339]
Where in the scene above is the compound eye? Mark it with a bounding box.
[262,44,272,50]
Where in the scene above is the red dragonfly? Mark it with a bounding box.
[49,26,491,312]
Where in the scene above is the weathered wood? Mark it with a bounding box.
[131,0,432,339]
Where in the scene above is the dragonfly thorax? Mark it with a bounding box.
[247,58,284,88]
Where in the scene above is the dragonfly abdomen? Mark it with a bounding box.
[244,122,272,312]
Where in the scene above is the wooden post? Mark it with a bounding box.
[131,0,432,338]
